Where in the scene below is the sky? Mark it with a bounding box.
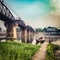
[4,0,60,29]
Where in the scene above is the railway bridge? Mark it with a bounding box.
[0,0,34,43]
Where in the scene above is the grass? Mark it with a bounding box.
[0,42,40,60]
[46,43,59,60]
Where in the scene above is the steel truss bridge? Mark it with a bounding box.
[0,0,34,43]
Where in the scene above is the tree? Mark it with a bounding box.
[43,27,47,32]
[35,28,42,32]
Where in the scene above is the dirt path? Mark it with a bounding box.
[32,42,48,60]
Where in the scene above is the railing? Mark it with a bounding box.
[0,0,15,20]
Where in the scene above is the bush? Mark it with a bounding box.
[0,42,40,60]
[46,43,59,60]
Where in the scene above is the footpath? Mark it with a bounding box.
[32,42,48,60]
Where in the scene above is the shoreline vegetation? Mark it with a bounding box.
[0,42,40,60]
[46,43,60,60]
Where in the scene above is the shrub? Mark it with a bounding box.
[46,43,59,60]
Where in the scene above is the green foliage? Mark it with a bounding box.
[0,42,40,60]
[35,28,43,32]
[46,43,59,60]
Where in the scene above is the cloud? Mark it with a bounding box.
[43,10,60,28]
[50,0,60,10]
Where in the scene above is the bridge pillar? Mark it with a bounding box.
[27,31,34,43]
[5,22,17,41]
[27,30,30,43]
[30,32,34,43]
[24,29,27,43]
[16,27,21,41]
[21,29,27,43]
[21,29,24,42]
